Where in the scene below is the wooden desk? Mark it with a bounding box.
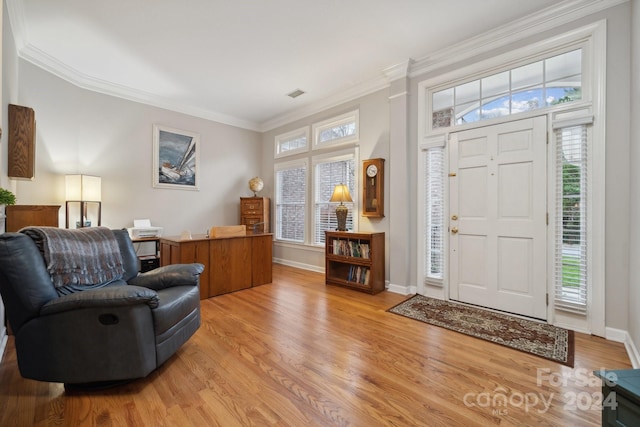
[160,232,272,300]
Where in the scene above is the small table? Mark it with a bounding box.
[595,369,640,426]
[131,237,161,272]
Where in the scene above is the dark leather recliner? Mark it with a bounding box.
[0,228,203,387]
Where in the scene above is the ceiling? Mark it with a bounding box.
[8,0,590,131]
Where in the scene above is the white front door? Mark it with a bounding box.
[449,116,547,319]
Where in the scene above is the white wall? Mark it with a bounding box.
[0,0,6,362]
[602,1,633,338]
[1,0,15,193]
[10,59,262,236]
[628,0,640,364]
[262,89,390,273]
[406,3,632,332]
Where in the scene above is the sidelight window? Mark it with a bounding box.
[554,124,589,314]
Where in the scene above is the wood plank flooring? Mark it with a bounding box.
[0,264,632,426]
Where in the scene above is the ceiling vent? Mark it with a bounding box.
[287,89,305,99]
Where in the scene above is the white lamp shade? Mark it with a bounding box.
[65,175,101,202]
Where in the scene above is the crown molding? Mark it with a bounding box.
[259,75,390,132]
[7,0,628,133]
[18,43,263,131]
[262,0,626,131]
[383,59,414,82]
[6,1,262,131]
[408,0,627,78]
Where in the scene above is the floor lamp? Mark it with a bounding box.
[65,174,102,228]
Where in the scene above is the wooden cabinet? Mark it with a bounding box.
[161,233,272,300]
[250,234,273,286]
[5,205,60,231]
[210,237,252,295]
[596,369,640,426]
[325,231,385,294]
[161,238,212,300]
[240,197,270,233]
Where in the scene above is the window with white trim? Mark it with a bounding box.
[275,160,307,243]
[312,110,359,149]
[275,126,309,158]
[554,123,589,314]
[423,147,445,285]
[313,154,356,245]
[274,110,359,247]
[431,49,582,129]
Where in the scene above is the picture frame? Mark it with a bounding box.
[152,124,200,190]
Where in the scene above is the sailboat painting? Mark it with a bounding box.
[152,124,200,190]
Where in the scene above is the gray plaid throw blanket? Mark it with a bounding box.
[21,226,125,289]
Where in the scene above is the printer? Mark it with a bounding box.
[127,219,163,239]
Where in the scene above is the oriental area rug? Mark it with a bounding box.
[388,295,574,367]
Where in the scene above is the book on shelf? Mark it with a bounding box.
[347,265,370,285]
[331,238,370,259]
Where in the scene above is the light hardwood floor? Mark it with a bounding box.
[0,264,632,426]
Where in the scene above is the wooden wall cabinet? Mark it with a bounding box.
[240,197,270,233]
[8,104,36,180]
[5,205,60,232]
[325,231,385,294]
[161,233,272,300]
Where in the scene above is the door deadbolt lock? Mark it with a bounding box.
[451,227,459,234]
[451,215,458,220]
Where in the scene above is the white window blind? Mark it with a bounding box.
[275,164,306,242]
[554,125,587,314]
[424,147,445,285]
[314,157,355,245]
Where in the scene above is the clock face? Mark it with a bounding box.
[366,164,378,178]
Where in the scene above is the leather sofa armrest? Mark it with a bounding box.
[40,285,159,316]
[128,263,204,291]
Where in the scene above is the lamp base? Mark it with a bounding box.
[335,204,348,231]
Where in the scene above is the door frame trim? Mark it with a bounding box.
[416,21,606,335]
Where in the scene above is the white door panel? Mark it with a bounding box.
[450,116,547,319]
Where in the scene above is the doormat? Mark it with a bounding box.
[388,295,574,367]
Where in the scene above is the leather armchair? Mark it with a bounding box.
[0,228,203,387]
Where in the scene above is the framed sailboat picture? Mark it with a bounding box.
[152,124,200,190]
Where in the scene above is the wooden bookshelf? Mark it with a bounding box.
[325,231,385,294]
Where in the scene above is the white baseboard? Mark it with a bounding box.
[272,258,324,274]
[387,282,416,295]
[606,327,640,369]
